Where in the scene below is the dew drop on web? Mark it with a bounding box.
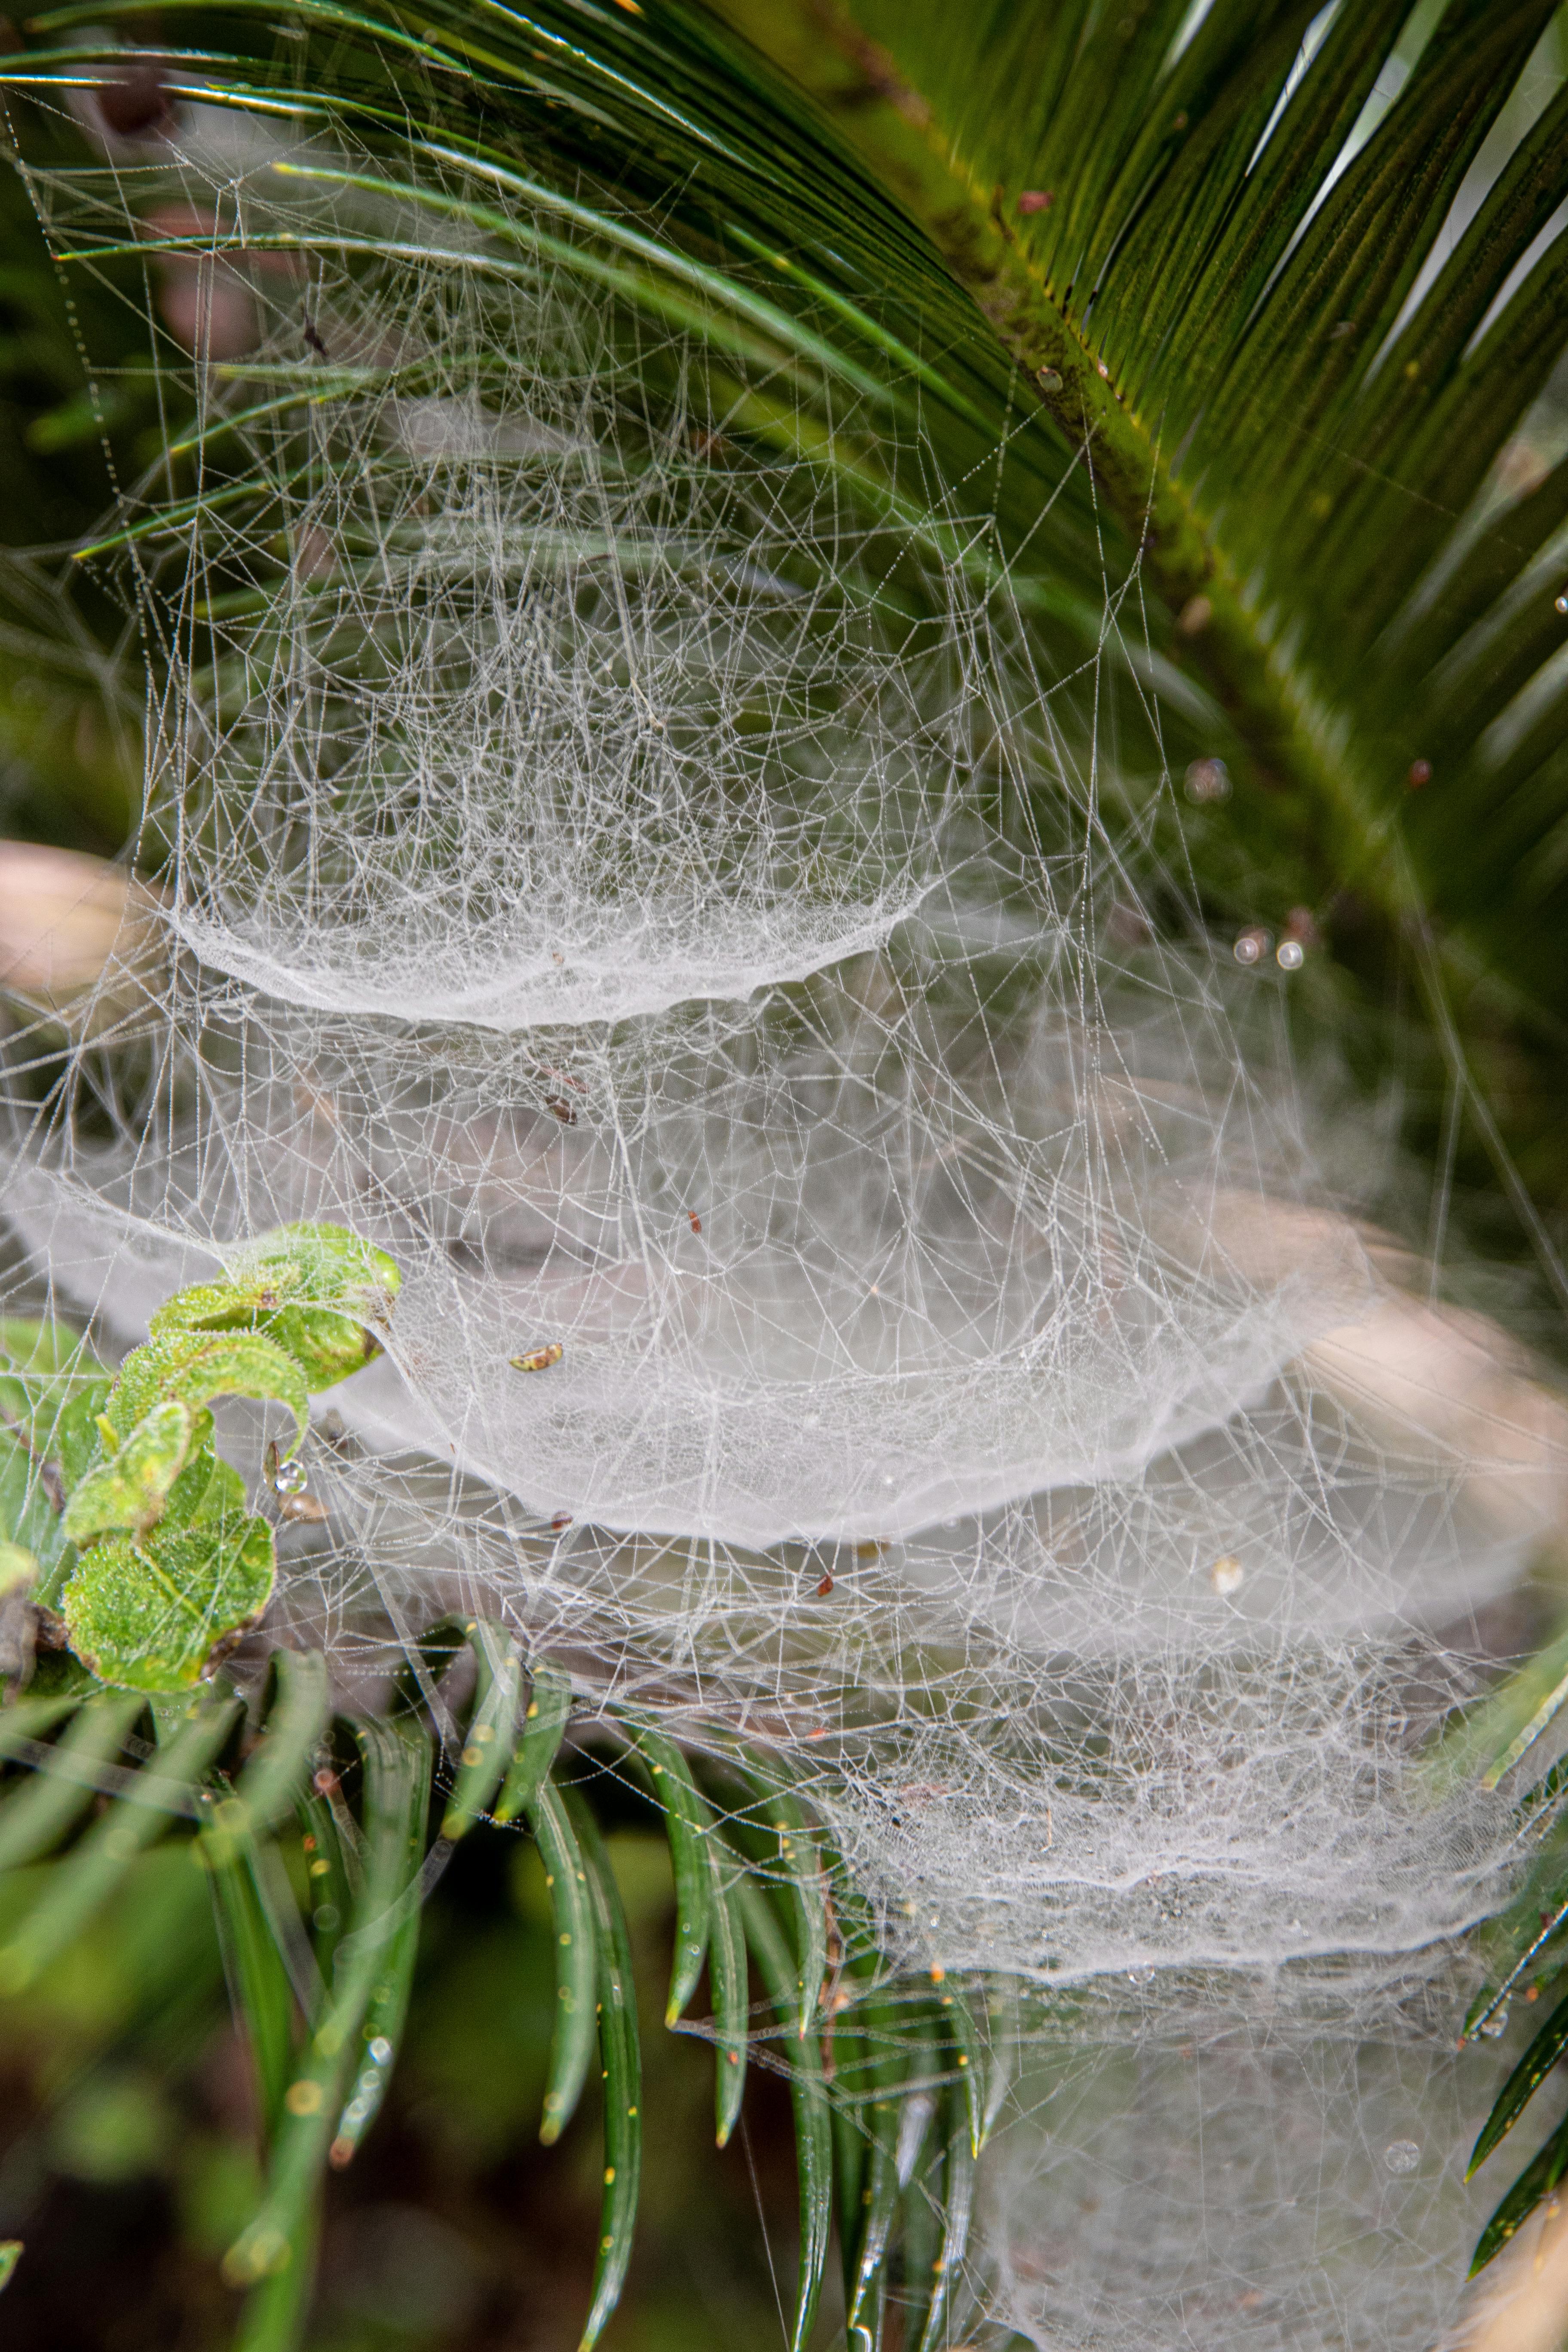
[1384,2142,1419,2175]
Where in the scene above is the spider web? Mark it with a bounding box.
[4,77,1568,2350]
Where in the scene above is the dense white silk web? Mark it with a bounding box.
[5,93,1568,2349]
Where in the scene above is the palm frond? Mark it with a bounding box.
[711,0,1568,1265]
[6,0,1568,1278]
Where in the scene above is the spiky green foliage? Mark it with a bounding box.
[4,0,1568,2325]
[0,1239,988,2345]
[5,0,1568,1284]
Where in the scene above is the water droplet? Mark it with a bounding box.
[1276,939,1305,971]
[1209,1555,1245,1595]
[1036,366,1063,392]
[273,1457,307,1495]
[1184,757,1230,803]
[1127,1966,1155,1986]
[1233,928,1270,966]
[368,2036,393,2065]
[1384,2141,1420,2175]
[1556,594,1568,615]
[1477,2002,1511,2039]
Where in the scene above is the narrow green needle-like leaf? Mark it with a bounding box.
[844,1987,905,2348]
[738,1770,826,2036]
[1471,2109,1568,2276]
[0,1691,240,1991]
[0,1694,85,1757]
[209,1831,298,2133]
[1469,1984,1568,2178]
[938,1979,991,2157]
[563,1788,643,2352]
[527,1776,598,2144]
[0,1689,144,1871]
[230,2208,322,2352]
[1485,1665,1568,1795]
[493,1663,572,1825]
[736,1878,832,2352]
[1464,1873,1568,2047]
[830,2018,867,2312]
[708,1832,750,2148]
[439,1619,522,1838]
[899,2153,941,2352]
[918,2079,977,2352]
[237,1651,333,1832]
[297,1781,357,1985]
[630,1725,712,2023]
[224,1719,430,2325]
[325,1893,422,2170]
[200,1650,333,1890]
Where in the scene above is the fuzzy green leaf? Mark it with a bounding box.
[61,1399,195,1541]
[0,1539,35,1595]
[103,1329,309,1461]
[62,1512,276,1693]
[150,1222,401,1393]
[0,1317,104,1456]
